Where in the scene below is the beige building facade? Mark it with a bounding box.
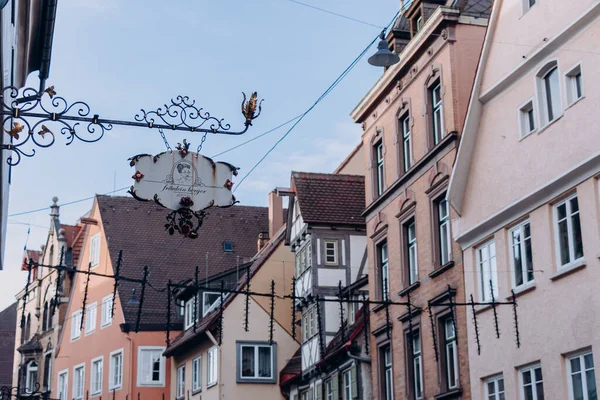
[448,1,600,399]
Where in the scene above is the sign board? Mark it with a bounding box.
[129,151,237,211]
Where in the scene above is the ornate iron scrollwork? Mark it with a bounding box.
[0,86,262,166]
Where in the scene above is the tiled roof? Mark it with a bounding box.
[96,195,268,326]
[164,225,287,357]
[321,306,365,360]
[0,303,17,388]
[279,347,302,387]
[291,172,365,227]
[60,224,81,250]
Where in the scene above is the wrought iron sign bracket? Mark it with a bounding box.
[0,86,263,166]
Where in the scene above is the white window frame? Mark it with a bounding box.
[437,198,452,265]
[136,346,166,387]
[207,346,218,387]
[324,240,338,266]
[519,364,543,400]
[375,141,385,196]
[567,351,596,400]
[485,374,505,400]
[57,369,68,400]
[565,63,584,106]
[380,242,389,300]
[343,369,353,400]
[85,302,97,335]
[412,332,423,400]
[477,240,498,302]
[536,61,562,127]
[202,292,222,317]
[90,233,101,268]
[238,343,275,381]
[109,348,123,391]
[406,220,418,285]
[383,345,394,400]
[101,295,113,328]
[400,113,412,172]
[554,193,584,268]
[73,363,85,400]
[302,305,317,343]
[176,364,185,399]
[192,355,202,392]
[521,0,536,15]
[518,99,536,138]
[71,309,82,341]
[184,296,198,329]
[431,80,444,144]
[25,361,38,393]
[90,356,103,397]
[444,318,458,390]
[510,220,534,289]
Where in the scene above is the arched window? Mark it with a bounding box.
[537,61,562,126]
[26,361,38,393]
[42,302,48,332]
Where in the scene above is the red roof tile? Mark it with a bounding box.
[96,195,268,326]
[291,172,366,226]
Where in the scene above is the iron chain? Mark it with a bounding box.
[197,132,208,154]
[158,128,172,153]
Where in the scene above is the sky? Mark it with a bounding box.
[0,0,399,310]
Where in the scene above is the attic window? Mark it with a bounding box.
[223,241,233,252]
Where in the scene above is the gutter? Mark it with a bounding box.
[346,351,371,364]
[37,0,57,90]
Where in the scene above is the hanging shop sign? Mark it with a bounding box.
[129,140,239,239]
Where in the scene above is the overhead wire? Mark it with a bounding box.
[282,0,385,29]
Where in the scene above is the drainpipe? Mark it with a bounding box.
[126,333,134,400]
[206,331,222,400]
[346,351,371,364]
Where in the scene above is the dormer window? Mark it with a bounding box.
[203,292,222,316]
[223,241,233,252]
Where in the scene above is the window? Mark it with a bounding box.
[443,317,458,390]
[57,370,68,400]
[381,345,393,400]
[91,356,103,396]
[400,113,412,172]
[43,354,52,391]
[237,342,276,383]
[42,302,49,331]
[478,240,498,301]
[379,242,389,299]
[408,331,423,400]
[101,295,113,327]
[326,377,338,400]
[436,198,452,266]
[342,366,357,400]
[137,347,166,386]
[223,241,233,252]
[109,349,123,390]
[567,352,596,400]
[565,65,583,105]
[176,365,185,399]
[555,194,584,267]
[177,299,185,317]
[375,141,385,196]
[486,375,505,400]
[73,364,85,400]
[347,294,359,325]
[416,15,423,31]
[203,292,222,317]
[538,64,561,126]
[25,361,38,393]
[324,240,338,265]
[90,234,100,267]
[207,346,218,387]
[522,0,536,13]
[185,296,198,329]
[520,365,544,400]
[192,356,201,392]
[519,100,536,137]
[431,80,444,144]
[510,221,534,288]
[302,305,317,343]
[405,219,418,285]
[300,389,313,400]
[85,302,97,335]
[71,310,82,341]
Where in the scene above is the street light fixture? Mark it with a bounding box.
[368,31,400,67]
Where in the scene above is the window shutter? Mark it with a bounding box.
[351,365,358,399]
[332,373,339,399]
[292,394,298,400]
[316,383,322,400]
[308,388,314,400]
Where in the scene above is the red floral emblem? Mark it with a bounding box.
[224,179,233,190]
[132,171,144,182]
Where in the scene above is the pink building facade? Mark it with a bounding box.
[448,1,600,399]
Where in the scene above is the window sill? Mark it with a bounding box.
[429,261,455,279]
[565,95,585,111]
[108,386,122,392]
[137,382,165,388]
[90,392,102,398]
[207,382,218,389]
[505,281,536,300]
[237,378,277,384]
[550,259,586,281]
[519,129,537,142]
[191,388,202,395]
[537,114,563,135]
[101,322,112,329]
[434,387,463,400]
[398,281,420,297]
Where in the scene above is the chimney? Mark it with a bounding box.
[257,232,269,252]
[268,190,283,238]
